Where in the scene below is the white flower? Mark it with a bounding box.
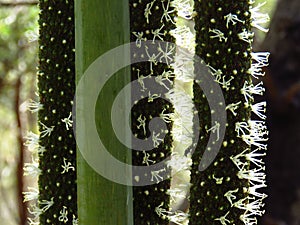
[148,91,161,102]
[224,188,239,206]
[158,42,175,65]
[24,131,39,152]
[72,215,78,225]
[226,101,241,116]
[212,174,224,184]
[155,202,168,218]
[241,81,265,104]
[144,0,156,24]
[137,115,147,136]
[230,148,266,170]
[159,108,174,123]
[26,99,43,113]
[215,76,234,91]
[132,31,146,48]
[59,206,68,223]
[168,210,189,225]
[152,24,165,42]
[28,218,39,225]
[251,52,270,67]
[245,148,266,168]
[224,13,244,28]
[249,63,265,79]
[23,159,41,177]
[209,29,227,42]
[39,121,55,138]
[238,29,254,43]
[39,197,54,212]
[251,101,266,120]
[235,121,250,137]
[28,204,43,219]
[37,145,46,156]
[250,2,270,32]
[244,183,267,199]
[234,197,265,216]
[242,134,268,149]
[235,120,268,149]
[61,158,75,174]
[142,151,156,166]
[155,202,188,224]
[237,167,266,185]
[215,211,231,225]
[137,69,148,92]
[152,131,164,148]
[206,121,220,141]
[240,212,258,225]
[155,71,172,90]
[23,187,39,202]
[161,0,175,24]
[151,168,166,183]
[145,45,159,72]
[61,112,73,130]
[171,0,194,20]
[207,65,223,81]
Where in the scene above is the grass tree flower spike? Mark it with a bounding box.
[28,0,77,224]
[190,0,269,224]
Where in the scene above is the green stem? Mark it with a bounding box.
[75,0,132,224]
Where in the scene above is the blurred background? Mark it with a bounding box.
[0,0,298,225]
[0,1,38,225]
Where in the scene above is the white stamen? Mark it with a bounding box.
[23,187,39,202]
[250,2,270,32]
[137,115,147,136]
[61,158,75,174]
[39,121,55,138]
[226,101,241,116]
[59,206,68,223]
[209,29,227,42]
[142,151,156,166]
[224,188,239,206]
[224,13,244,28]
[251,101,266,120]
[215,211,231,225]
[61,112,73,130]
[207,121,220,141]
[132,31,146,48]
[151,168,166,183]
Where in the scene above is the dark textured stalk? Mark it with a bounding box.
[38,0,77,224]
[190,1,254,224]
[129,1,176,224]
